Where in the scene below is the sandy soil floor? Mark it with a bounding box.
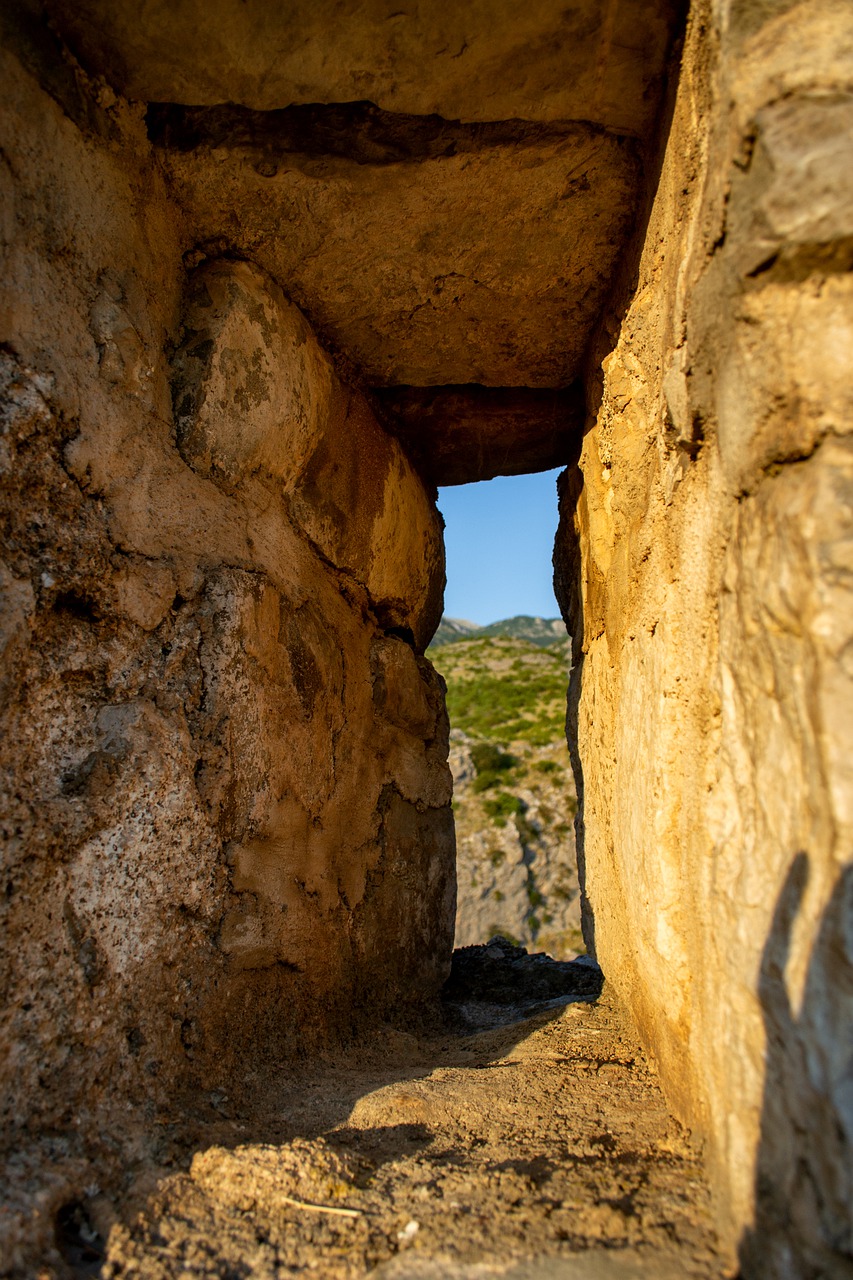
[57,944,733,1279]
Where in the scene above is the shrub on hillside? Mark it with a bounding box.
[470,742,519,792]
[482,790,524,826]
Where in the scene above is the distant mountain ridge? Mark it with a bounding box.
[431,614,567,648]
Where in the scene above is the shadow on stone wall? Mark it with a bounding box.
[553,462,592,955]
[739,854,853,1279]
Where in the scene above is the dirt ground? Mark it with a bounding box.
[56,944,733,1279]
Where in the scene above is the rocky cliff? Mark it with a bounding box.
[430,635,581,956]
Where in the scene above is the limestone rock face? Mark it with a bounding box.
[0,41,452,1258]
[45,0,678,133]
[5,0,851,1275]
[171,259,338,493]
[375,385,584,486]
[554,1,853,1272]
[153,120,641,390]
[171,258,444,647]
[29,0,682,485]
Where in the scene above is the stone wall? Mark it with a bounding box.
[4,1,851,1273]
[554,1,853,1272]
[0,38,453,1245]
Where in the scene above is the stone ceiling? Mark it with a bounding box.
[45,0,683,483]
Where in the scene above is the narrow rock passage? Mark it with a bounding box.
[85,946,728,1279]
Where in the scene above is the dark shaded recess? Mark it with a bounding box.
[745,234,853,286]
[53,589,100,622]
[55,1200,105,1275]
[0,0,118,142]
[146,99,624,167]
[553,463,589,944]
[381,624,418,649]
[444,936,603,1006]
[375,384,585,486]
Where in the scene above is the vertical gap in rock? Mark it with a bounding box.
[428,469,583,961]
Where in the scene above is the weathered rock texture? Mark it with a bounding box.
[95,980,725,1280]
[146,112,641,392]
[31,0,681,483]
[44,0,676,132]
[0,4,685,1264]
[0,34,453,1260]
[375,386,584,487]
[554,1,853,1273]
[3,0,851,1277]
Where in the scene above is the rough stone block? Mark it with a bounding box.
[172,258,445,648]
[159,126,641,389]
[45,0,679,133]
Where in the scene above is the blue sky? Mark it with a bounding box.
[438,468,563,625]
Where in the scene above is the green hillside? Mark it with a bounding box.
[429,633,581,957]
[429,635,570,746]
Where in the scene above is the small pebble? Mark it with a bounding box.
[397,1219,420,1245]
